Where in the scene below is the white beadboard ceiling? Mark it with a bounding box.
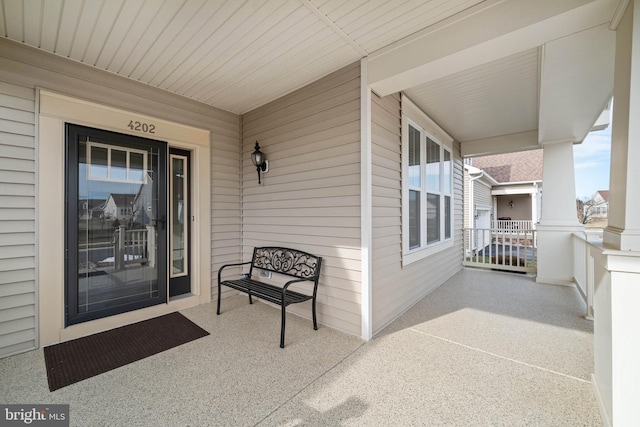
[0,0,618,148]
[405,48,540,143]
[0,0,484,115]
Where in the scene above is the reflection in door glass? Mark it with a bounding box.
[111,149,127,180]
[89,145,108,179]
[171,155,188,277]
[76,136,159,315]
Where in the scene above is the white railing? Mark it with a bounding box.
[572,231,603,320]
[101,227,150,269]
[492,219,534,230]
[464,227,537,274]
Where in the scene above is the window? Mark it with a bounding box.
[402,101,454,265]
[408,125,421,250]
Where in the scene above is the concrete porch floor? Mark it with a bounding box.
[0,269,600,426]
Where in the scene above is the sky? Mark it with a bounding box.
[573,126,611,200]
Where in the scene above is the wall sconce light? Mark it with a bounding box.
[509,200,515,209]
[251,142,268,184]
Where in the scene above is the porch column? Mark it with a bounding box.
[604,0,640,252]
[536,140,583,285]
[593,1,640,425]
[530,184,539,227]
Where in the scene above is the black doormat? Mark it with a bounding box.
[43,312,209,391]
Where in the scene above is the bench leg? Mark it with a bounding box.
[216,282,222,315]
[312,296,318,330]
[280,302,286,348]
[248,293,253,304]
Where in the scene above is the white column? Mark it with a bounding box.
[592,2,640,425]
[492,196,497,228]
[604,1,640,252]
[530,185,538,228]
[360,58,373,341]
[536,140,583,285]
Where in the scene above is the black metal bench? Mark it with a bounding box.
[216,247,322,348]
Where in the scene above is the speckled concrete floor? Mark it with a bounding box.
[0,269,600,426]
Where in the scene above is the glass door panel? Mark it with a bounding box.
[169,149,191,297]
[171,155,187,277]
[66,124,167,325]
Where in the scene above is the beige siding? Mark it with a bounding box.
[241,63,362,336]
[497,194,531,220]
[0,80,36,357]
[371,93,464,334]
[211,128,242,292]
[475,181,492,207]
[0,40,241,357]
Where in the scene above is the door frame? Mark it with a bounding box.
[37,90,211,346]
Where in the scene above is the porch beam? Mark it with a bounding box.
[461,130,539,158]
[368,0,617,96]
[491,187,536,196]
[538,23,616,144]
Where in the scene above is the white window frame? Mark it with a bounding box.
[402,98,454,266]
[87,141,147,184]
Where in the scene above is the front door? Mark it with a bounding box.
[65,124,168,325]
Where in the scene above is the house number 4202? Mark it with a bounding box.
[127,120,156,134]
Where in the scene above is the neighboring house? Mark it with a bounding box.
[578,190,609,226]
[1,2,639,424]
[463,163,498,252]
[467,149,543,229]
[103,194,136,222]
[78,198,106,221]
[591,190,610,218]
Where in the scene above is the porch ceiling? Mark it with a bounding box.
[0,0,620,153]
[0,0,484,114]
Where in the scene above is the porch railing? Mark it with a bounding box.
[572,231,603,319]
[492,219,533,230]
[107,227,150,269]
[464,227,537,274]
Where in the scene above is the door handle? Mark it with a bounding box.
[152,216,166,230]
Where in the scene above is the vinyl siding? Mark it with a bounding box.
[0,40,241,357]
[497,193,532,220]
[475,181,492,207]
[241,62,362,336]
[0,80,36,358]
[371,93,464,334]
[463,167,493,229]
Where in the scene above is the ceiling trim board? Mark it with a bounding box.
[461,130,540,157]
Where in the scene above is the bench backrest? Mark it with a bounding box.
[250,247,322,283]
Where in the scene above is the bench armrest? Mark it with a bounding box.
[282,277,314,295]
[218,261,251,283]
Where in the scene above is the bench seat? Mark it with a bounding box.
[220,278,313,306]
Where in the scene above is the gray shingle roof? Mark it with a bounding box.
[472,149,543,183]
